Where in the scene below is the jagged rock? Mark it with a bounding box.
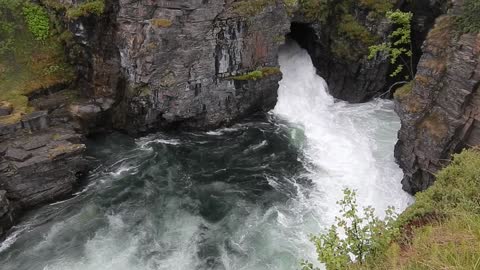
[0,127,88,219]
[0,190,14,236]
[395,15,480,194]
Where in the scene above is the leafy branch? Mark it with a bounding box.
[368,10,414,80]
[302,189,398,270]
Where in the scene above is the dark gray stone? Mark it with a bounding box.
[0,190,14,236]
[21,111,49,131]
[5,148,32,162]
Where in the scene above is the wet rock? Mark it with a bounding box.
[0,190,14,236]
[395,14,480,194]
[0,127,88,234]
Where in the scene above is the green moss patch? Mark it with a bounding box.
[150,18,173,28]
[230,67,281,81]
[66,0,105,19]
[393,81,413,99]
[232,0,275,16]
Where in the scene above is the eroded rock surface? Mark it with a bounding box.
[395,15,480,194]
[0,127,88,208]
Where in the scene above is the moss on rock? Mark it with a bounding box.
[230,67,281,81]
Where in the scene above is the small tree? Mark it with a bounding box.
[301,189,398,270]
[368,10,413,79]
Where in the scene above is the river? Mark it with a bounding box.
[0,41,412,270]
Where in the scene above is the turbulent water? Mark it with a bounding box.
[0,41,412,270]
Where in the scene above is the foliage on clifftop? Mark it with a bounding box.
[299,0,396,61]
[456,0,480,33]
[304,148,480,270]
[0,0,74,124]
[41,0,105,19]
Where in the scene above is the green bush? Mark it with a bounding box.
[299,0,389,60]
[368,10,414,79]
[457,0,480,33]
[302,189,398,270]
[303,149,480,270]
[22,2,50,41]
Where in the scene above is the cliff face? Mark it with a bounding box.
[71,0,290,133]
[71,0,399,132]
[1,0,396,237]
[289,16,391,103]
[395,15,480,194]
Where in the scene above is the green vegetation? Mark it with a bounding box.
[22,2,50,40]
[150,18,173,28]
[232,0,275,16]
[301,189,398,270]
[230,67,281,81]
[0,0,20,54]
[66,0,105,19]
[393,81,413,99]
[368,10,414,79]
[0,0,74,124]
[298,0,395,60]
[303,148,480,270]
[456,0,480,33]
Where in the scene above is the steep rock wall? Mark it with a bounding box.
[74,0,290,133]
[395,14,480,194]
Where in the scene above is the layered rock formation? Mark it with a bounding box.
[0,106,88,237]
[69,0,291,134]
[67,0,399,133]
[395,14,480,194]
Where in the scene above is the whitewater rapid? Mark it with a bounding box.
[274,41,413,221]
[0,41,412,270]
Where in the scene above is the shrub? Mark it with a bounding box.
[302,189,398,270]
[302,149,480,270]
[22,2,50,41]
[457,0,480,33]
[368,10,414,79]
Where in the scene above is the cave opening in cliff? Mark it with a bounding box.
[287,22,319,59]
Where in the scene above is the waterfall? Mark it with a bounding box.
[274,41,412,220]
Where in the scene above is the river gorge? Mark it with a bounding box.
[0,42,413,270]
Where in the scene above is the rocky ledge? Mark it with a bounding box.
[0,103,88,236]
